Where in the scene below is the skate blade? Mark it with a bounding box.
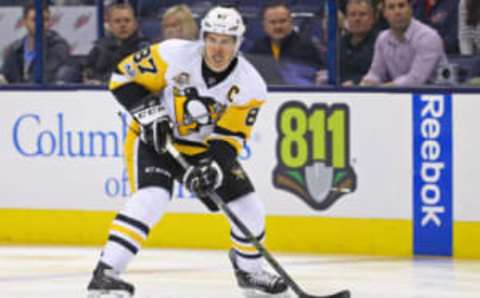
[87,290,133,298]
[242,288,291,298]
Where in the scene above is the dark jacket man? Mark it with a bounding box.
[249,31,324,69]
[83,3,150,83]
[84,31,150,83]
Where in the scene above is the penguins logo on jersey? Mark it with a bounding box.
[173,86,225,136]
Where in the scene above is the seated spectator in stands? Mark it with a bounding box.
[247,0,324,86]
[340,0,388,31]
[1,1,71,84]
[458,0,480,55]
[340,0,379,85]
[160,4,198,41]
[412,0,459,54]
[360,0,447,86]
[83,3,150,84]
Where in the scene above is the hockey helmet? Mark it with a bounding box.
[200,6,246,54]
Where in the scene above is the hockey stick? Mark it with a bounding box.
[165,141,351,298]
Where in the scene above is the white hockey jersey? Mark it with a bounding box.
[109,39,268,156]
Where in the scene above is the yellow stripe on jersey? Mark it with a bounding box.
[216,99,264,137]
[109,44,168,93]
[232,241,259,254]
[209,99,265,152]
[111,223,146,244]
[125,121,140,193]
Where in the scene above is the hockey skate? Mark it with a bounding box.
[87,261,134,298]
[229,249,290,297]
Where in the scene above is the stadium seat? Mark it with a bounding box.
[243,16,265,46]
[296,0,324,7]
[136,0,177,17]
[446,55,480,83]
[139,18,161,41]
[293,0,325,14]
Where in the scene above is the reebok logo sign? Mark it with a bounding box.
[413,94,452,256]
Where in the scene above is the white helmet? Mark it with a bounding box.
[200,6,246,53]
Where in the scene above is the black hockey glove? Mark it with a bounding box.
[182,159,224,197]
[131,98,172,154]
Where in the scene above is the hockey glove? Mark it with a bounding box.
[183,159,224,197]
[131,99,172,154]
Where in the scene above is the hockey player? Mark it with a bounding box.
[86,6,288,298]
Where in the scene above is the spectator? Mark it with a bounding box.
[412,0,459,54]
[458,0,480,55]
[340,0,379,85]
[372,0,390,30]
[160,4,199,41]
[340,0,388,30]
[1,1,71,84]
[247,0,324,86]
[83,3,150,84]
[360,0,447,87]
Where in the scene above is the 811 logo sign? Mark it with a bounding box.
[272,102,357,210]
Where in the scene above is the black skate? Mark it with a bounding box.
[229,249,289,297]
[87,261,134,298]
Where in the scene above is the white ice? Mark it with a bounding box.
[0,246,478,298]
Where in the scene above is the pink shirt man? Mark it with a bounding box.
[363,18,447,86]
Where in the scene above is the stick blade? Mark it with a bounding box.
[300,289,351,298]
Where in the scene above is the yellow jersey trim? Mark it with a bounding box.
[111,223,146,245]
[125,121,140,193]
[216,99,265,141]
[110,44,168,93]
